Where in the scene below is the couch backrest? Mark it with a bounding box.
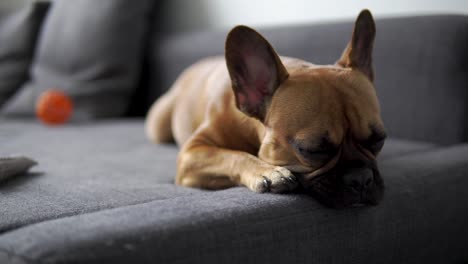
[136,15,468,145]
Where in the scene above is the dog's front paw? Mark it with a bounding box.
[255,166,298,193]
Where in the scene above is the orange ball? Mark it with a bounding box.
[36,89,73,125]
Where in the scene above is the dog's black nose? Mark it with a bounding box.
[342,167,374,191]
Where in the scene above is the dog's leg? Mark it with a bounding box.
[145,91,176,143]
[176,133,298,193]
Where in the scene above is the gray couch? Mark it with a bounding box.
[1,13,468,264]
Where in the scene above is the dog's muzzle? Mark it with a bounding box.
[299,159,384,208]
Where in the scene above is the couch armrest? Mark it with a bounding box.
[1,145,468,264]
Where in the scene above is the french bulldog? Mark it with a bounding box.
[145,9,386,208]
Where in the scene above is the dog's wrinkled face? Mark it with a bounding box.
[225,10,385,208]
[260,68,386,208]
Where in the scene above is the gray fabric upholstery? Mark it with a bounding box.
[0,120,466,263]
[0,119,436,234]
[0,119,434,232]
[1,14,468,264]
[1,0,153,119]
[0,119,199,232]
[145,15,468,144]
[0,2,50,107]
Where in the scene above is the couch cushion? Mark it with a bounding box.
[1,0,153,119]
[0,2,50,107]
[145,15,468,144]
[0,119,437,234]
[378,138,436,160]
[0,119,203,232]
[1,142,468,264]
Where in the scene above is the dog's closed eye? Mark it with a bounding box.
[296,147,335,161]
[291,133,339,161]
[292,137,339,163]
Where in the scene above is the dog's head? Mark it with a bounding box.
[225,10,386,208]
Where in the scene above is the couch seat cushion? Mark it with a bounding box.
[0,119,436,233]
[1,138,467,263]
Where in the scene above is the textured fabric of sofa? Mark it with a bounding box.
[1,13,468,264]
[1,119,467,264]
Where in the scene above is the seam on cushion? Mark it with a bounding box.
[379,146,439,161]
[381,144,468,162]
[0,191,202,235]
[0,247,40,264]
[0,190,304,264]
[0,191,205,263]
[0,189,222,235]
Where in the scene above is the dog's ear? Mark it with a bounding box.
[225,25,288,120]
[337,9,376,82]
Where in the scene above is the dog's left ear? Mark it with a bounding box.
[225,25,289,121]
[337,9,376,82]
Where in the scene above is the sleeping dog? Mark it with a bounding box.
[146,10,386,208]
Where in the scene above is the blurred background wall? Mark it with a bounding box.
[162,0,468,32]
[2,0,467,32]
[0,0,29,10]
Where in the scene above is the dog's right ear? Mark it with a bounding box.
[225,25,288,121]
[336,9,376,82]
